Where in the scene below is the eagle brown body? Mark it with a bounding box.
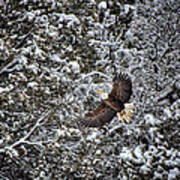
[80,73,132,127]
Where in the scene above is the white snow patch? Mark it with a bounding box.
[124,5,135,14]
[144,113,161,126]
[26,12,35,21]
[56,13,80,28]
[120,147,144,165]
[134,146,144,160]
[58,23,63,29]
[0,39,5,51]
[48,30,59,38]
[140,164,151,175]
[56,129,66,138]
[65,14,80,25]
[34,41,45,57]
[154,171,163,179]
[27,64,39,75]
[86,131,99,141]
[0,138,3,144]
[47,25,59,38]
[51,54,61,63]
[168,168,180,180]
[19,55,28,65]
[95,149,102,155]
[119,147,132,161]
[69,61,80,73]
[87,30,95,37]
[98,1,107,10]
[88,0,96,5]
[164,159,178,167]
[149,145,158,154]
[27,81,38,88]
[0,84,14,93]
[0,87,8,93]
[163,107,172,118]
[69,128,81,135]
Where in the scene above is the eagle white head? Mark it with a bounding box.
[97,90,109,100]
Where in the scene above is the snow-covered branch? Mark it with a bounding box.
[0,59,19,75]
[0,111,51,154]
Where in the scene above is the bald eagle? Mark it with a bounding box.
[80,73,133,127]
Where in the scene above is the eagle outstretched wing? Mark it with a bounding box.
[80,73,132,127]
[79,102,116,127]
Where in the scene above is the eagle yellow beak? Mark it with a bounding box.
[97,90,103,94]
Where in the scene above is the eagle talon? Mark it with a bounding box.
[117,112,125,123]
[117,103,134,123]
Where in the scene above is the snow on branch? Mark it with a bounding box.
[82,71,109,79]
[0,58,19,75]
[0,111,51,155]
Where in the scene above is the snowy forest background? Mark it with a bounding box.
[0,0,180,179]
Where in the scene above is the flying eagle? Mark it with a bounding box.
[80,73,133,127]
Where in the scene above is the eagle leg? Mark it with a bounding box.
[117,103,134,123]
[117,111,126,123]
